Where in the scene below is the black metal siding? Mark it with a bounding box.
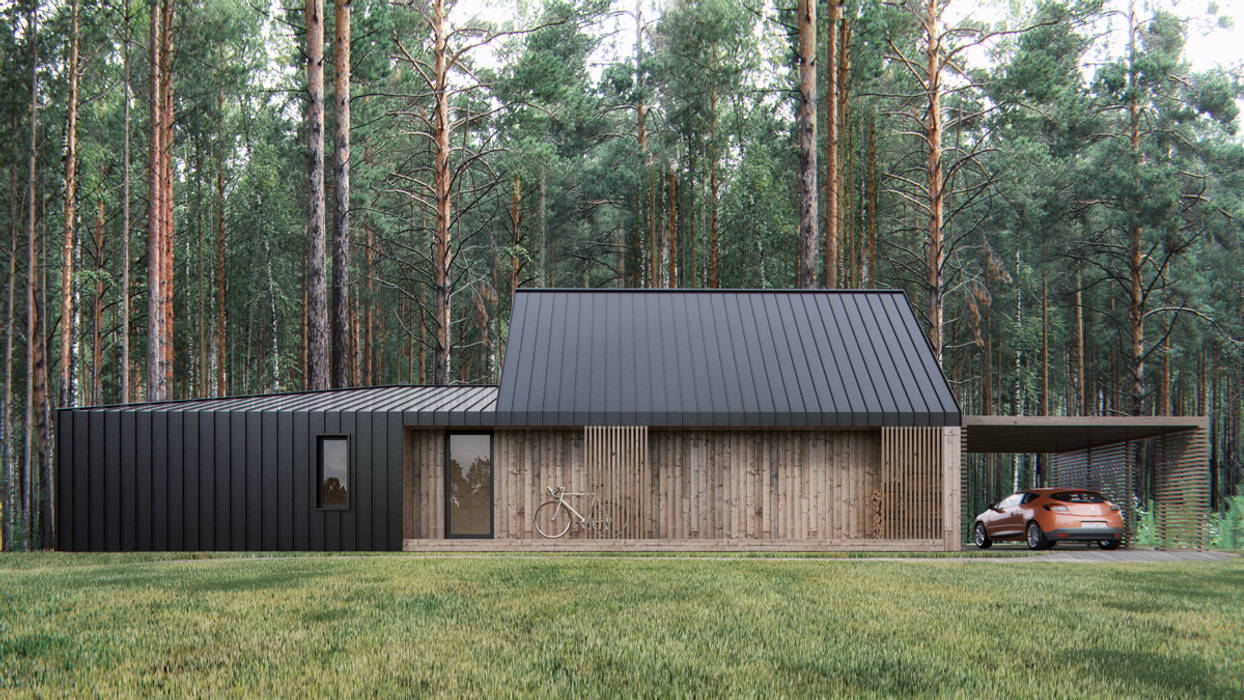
[53,396,434,552]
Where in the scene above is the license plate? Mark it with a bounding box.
[1081,521,1106,528]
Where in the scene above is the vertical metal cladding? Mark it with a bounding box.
[54,385,498,552]
[494,289,962,427]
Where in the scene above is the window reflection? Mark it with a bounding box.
[447,433,491,536]
[318,436,349,508]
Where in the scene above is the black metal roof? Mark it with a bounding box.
[63,385,498,427]
[495,289,961,427]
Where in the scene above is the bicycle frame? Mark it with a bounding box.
[545,486,596,526]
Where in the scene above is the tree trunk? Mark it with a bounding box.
[923,0,944,363]
[147,0,175,402]
[195,149,207,395]
[3,175,18,549]
[651,162,661,285]
[25,1,49,548]
[91,201,103,404]
[59,0,80,407]
[1126,0,1144,416]
[666,163,677,288]
[160,0,174,395]
[146,0,162,404]
[538,165,547,287]
[824,0,838,288]
[866,116,877,287]
[215,92,227,396]
[631,0,646,288]
[509,175,521,296]
[431,0,452,384]
[795,0,818,288]
[708,91,719,289]
[331,0,352,388]
[305,0,329,390]
[981,235,994,416]
[1040,271,1048,415]
[1160,333,1171,415]
[837,19,851,284]
[685,151,696,285]
[352,263,361,385]
[364,223,374,385]
[1075,268,1086,415]
[120,0,132,403]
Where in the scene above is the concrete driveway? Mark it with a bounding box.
[1028,548,1238,563]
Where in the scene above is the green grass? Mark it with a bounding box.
[1,554,1240,697]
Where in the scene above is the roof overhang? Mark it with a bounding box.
[963,415,1206,454]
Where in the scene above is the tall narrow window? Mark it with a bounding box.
[446,433,492,537]
[317,435,350,509]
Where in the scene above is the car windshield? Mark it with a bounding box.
[1049,491,1105,503]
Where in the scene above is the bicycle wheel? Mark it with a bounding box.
[534,501,572,539]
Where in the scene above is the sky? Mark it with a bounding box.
[455,0,1244,75]
[1156,0,1244,72]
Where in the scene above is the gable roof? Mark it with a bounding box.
[495,289,960,427]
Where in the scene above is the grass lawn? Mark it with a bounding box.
[1,554,1240,697]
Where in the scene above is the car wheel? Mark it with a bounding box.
[1097,539,1121,550]
[1026,521,1050,550]
[974,523,992,549]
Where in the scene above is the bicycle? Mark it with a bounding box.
[534,486,613,539]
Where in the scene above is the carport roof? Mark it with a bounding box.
[963,415,1207,453]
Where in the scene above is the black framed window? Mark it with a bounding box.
[317,435,350,510]
[445,432,493,537]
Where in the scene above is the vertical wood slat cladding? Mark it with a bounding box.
[879,426,944,540]
[583,426,649,539]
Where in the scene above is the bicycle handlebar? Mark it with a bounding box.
[545,486,592,498]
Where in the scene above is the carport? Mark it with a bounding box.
[960,416,1210,548]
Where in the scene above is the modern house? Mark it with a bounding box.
[55,289,1209,552]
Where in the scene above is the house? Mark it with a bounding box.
[55,289,1208,552]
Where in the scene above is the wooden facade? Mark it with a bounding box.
[403,426,961,550]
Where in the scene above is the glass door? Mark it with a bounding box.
[445,433,493,537]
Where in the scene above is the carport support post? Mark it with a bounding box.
[943,426,962,551]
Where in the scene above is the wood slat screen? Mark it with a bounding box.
[1155,427,1210,549]
[960,428,971,545]
[1047,427,1209,549]
[879,426,944,540]
[584,426,650,539]
[1049,442,1135,544]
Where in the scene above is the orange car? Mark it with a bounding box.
[974,488,1124,550]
